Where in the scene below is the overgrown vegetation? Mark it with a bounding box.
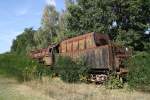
[127,52,150,91]
[0,53,53,81]
[105,74,124,89]
[53,56,90,83]
[105,51,150,90]
[66,0,150,51]
[0,53,89,83]
[1,0,150,91]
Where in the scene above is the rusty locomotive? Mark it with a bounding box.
[30,32,131,82]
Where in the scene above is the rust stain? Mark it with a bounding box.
[29,32,131,74]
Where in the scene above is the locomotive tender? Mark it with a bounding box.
[30,32,131,82]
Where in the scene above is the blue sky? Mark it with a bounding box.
[0,0,65,54]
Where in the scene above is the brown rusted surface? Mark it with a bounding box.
[43,56,53,66]
[30,48,50,59]
[59,32,131,73]
[29,46,53,65]
[59,32,112,70]
[29,43,59,66]
[29,32,131,76]
[112,44,132,74]
[114,45,132,58]
[61,45,111,69]
[94,33,110,46]
[59,32,110,53]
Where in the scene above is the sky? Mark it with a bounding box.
[0,0,65,54]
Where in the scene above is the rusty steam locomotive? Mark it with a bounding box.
[30,32,131,82]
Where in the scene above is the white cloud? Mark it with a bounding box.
[46,0,56,6]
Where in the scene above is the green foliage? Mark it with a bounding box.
[11,0,150,54]
[105,74,123,89]
[33,28,52,48]
[66,0,111,34]
[41,5,59,43]
[11,28,36,54]
[127,52,150,91]
[0,53,53,82]
[115,29,144,51]
[11,5,67,53]
[66,0,150,51]
[53,56,90,83]
[8,0,150,90]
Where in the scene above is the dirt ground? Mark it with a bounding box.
[0,77,150,100]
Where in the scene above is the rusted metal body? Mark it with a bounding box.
[59,33,110,69]
[59,32,131,74]
[29,46,54,65]
[30,32,131,80]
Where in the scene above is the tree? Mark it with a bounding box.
[41,5,59,43]
[66,0,150,51]
[11,28,36,54]
[57,10,67,40]
[65,0,75,8]
[66,0,112,34]
[11,4,62,53]
[33,28,50,49]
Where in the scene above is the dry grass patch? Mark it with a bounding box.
[0,76,53,100]
[24,77,150,100]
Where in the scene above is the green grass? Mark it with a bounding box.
[0,53,52,81]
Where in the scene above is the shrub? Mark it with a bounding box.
[0,53,53,81]
[0,53,32,81]
[105,74,123,89]
[127,52,150,91]
[53,56,90,83]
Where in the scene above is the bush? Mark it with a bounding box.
[0,53,53,81]
[22,64,53,81]
[127,52,150,91]
[105,74,123,89]
[53,56,90,83]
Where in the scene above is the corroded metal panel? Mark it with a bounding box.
[29,32,131,74]
[73,41,78,51]
[94,33,110,46]
[60,45,111,69]
[43,56,53,65]
[59,32,97,53]
[59,32,112,69]
[84,46,110,69]
[30,48,50,59]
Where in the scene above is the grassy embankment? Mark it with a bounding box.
[0,76,51,100]
[0,52,150,100]
[0,76,150,100]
